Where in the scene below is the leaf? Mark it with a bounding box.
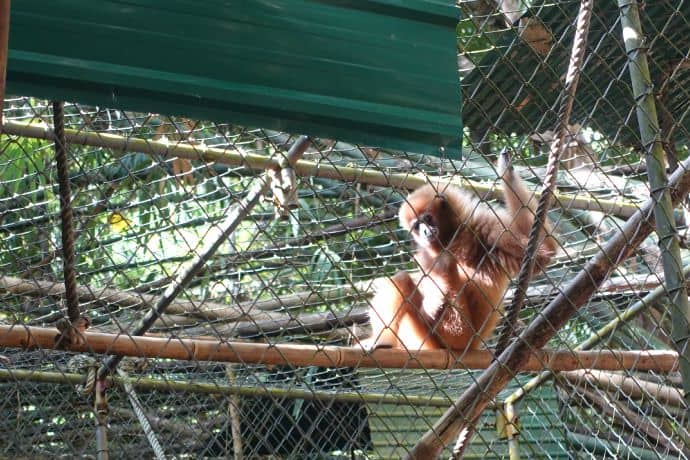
[108,212,133,233]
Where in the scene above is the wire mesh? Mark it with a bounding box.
[1,1,689,459]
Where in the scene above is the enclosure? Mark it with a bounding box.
[1,1,689,459]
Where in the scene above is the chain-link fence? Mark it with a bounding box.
[1,1,689,459]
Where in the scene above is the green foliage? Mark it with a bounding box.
[0,135,52,196]
[456,18,495,57]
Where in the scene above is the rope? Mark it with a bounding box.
[450,1,594,457]
[54,316,90,349]
[268,148,299,219]
[53,101,80,324]
[67,354,98,396]
[494,0,594,356]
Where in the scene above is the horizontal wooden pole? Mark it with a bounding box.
[0,325,678,372]
[3,120,639,217]
[0,368,462,407]
[561,369,685,407]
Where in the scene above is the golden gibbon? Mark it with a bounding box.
[362,154,557,351]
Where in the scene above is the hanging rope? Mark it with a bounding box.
[53,101,91,347]
[450,2,594,458]
[268,147,299,219]
[53,101,80,322]
[495,0,594,355]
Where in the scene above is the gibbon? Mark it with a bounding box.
[362,153,557,351]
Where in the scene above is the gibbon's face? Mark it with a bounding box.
[400,188,453,252]
[410,212,439,249]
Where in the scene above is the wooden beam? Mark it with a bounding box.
[2,120,640,218]
[561,369,685,408]
[0,325,678,372]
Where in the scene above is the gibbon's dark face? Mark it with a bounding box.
[410,209,440,248]
[400,188,454,252]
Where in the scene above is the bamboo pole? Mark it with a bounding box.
[0,368,468,408]
[0,0,9,130]
[573,385,689,457]
[618,0,690,399]
[218,306,370,338]
[502,264,690,417]
[405,144,690,459]
[0,274,359,323]
[94,378,109,460]
[561,369,685,408]
[7,269,670,336]
[566,431,662,460]
[1,120,640,218]
[0,325,679,372]
[225,365,244,460]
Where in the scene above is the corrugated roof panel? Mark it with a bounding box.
[8,0,461,156]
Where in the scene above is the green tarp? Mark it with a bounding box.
[8,1,461,156]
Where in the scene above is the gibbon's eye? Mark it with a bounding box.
[410,218,420,232]
[420,213,434,225]
[411,213,438,242]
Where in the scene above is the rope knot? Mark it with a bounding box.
[67,353,98,396]
[54,315,91,349]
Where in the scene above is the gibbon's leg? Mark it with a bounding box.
[466,295,503,350]
[363,271,440,350]
[429,286,482,351]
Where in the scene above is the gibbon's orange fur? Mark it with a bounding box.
[363,154,557,351]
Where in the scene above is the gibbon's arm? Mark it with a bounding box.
[496,152,558,273]
[497,151,540,237]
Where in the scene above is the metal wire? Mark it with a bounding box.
[2,2,690,458]
[97,136,312,379]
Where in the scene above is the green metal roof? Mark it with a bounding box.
[7,1,461,156]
